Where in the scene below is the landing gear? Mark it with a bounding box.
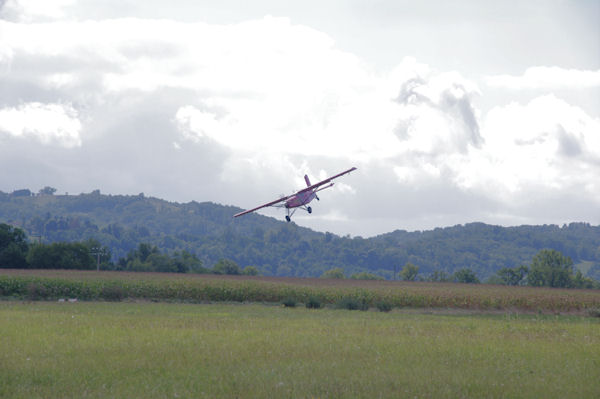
[283,204,312,222]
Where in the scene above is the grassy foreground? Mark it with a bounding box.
[1,301,599,398]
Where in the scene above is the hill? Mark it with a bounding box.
[1,189,599,280]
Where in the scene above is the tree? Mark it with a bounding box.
[116,244,203,273]
[144,253,172,272]
[572,270,597,289]
[0,224,29,268]
[427,270,451,282]
[172,250,206,273]
[127,257,152,272]
[213,259,241,275]
[400,262,419,281]
[496,265,528,286]
[527,249,574,288]
[118,243,159,270]
[38,186,57,195]
[321,267,345,279]
[242,266,260,276]
[26,242,94,269]
[587,263,600,283]
[453,268,480,284]
[133,243,159,263]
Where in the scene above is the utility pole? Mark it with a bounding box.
[90,247,102,271]
[30,229,42,244]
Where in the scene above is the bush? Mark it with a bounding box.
[212,259,241,275]
[376,300,393,312]
[101,285,125,301]
[350,272,383,280]
[281,297,297,307]
[243,266,260,276]
[320,268,345,279]
[305,296,322,309]
[400,263,419,281]
[453,268,480,284]
[336,297,369,311]
[26,282,49,300]
[588,308,600,318]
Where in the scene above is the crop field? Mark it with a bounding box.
[1,269,600,313]
[1,301,599,398]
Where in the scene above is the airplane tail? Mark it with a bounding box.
[304,174,311,187]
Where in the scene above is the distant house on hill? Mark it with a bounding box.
[11,189,32,197]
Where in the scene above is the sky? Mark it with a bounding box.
[0,0,599,237]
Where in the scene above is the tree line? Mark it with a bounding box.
[3,222,598,288]
[0,223,256,275]
[379,250,598,288]
[2,190,600,281]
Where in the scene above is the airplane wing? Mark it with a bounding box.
[233,194,293,218]
[298,167,357,193]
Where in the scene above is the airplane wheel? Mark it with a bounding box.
[285,216,291,222]
[307,206,312,214]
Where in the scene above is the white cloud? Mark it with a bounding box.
[0,0,76,22]
[0,102,82,147]
[391,64,482,156]
[485,66,600,90]
[335,182,356,195]
[174,106,230,144]
[1,15,381,157]
[454,94,600,199]
[174,55,484,166]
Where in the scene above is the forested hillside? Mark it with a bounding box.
[1,189,599,280]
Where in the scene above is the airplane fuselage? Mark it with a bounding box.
[285,190,316,208]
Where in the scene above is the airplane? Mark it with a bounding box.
[233,167,357,222]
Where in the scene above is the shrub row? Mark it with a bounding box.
[1,275,599,312]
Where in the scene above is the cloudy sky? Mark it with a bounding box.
[1,0,599,237]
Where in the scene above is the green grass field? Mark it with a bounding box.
[1,301,599,398]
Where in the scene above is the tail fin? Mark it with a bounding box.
[304,174,311,187]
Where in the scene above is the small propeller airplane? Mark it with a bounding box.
[233,167,357,222]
